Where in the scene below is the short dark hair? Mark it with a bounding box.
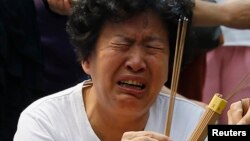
[66,0,194,65]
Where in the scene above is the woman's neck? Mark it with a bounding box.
[83,86,149,141]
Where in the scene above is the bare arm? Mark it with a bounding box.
[193,0,250,29]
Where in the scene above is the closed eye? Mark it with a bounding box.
[110,42,131,48]
[143,35,168,51]
[109,42,131,51]
[145,45,164,50]
[109,35,134,49]
[111,43,130,46]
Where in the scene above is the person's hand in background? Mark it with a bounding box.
[47,0,74,15]
[228,98,250,124]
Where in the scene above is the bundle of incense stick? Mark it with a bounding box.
[164,17,188,136]
[188,70,250,141]
[188,94,227,141]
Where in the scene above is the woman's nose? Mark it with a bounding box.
[125,47,146,73]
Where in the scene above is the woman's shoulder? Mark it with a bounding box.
[158,86,207,110]
[157,93,206,111]
[14,81,89,141]
[21,82,84,116]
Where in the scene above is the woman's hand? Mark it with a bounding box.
[47,0,73,15]
[227,98,250,124]
[121,131,172,141]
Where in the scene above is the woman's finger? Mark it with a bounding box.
[227,100,243,124]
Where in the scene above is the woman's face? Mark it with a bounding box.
[83,10,170,117]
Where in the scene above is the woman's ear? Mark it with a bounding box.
[81,59,91,75]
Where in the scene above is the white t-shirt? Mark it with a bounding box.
[14,81,205,141]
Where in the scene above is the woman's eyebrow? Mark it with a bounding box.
[112,34,168,45]
[143,36,168,44]
[112,34,135,43]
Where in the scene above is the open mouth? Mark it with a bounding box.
[117,80,146,90]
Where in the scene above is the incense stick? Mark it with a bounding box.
[165,17,188,136]
[226,70,250,101]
